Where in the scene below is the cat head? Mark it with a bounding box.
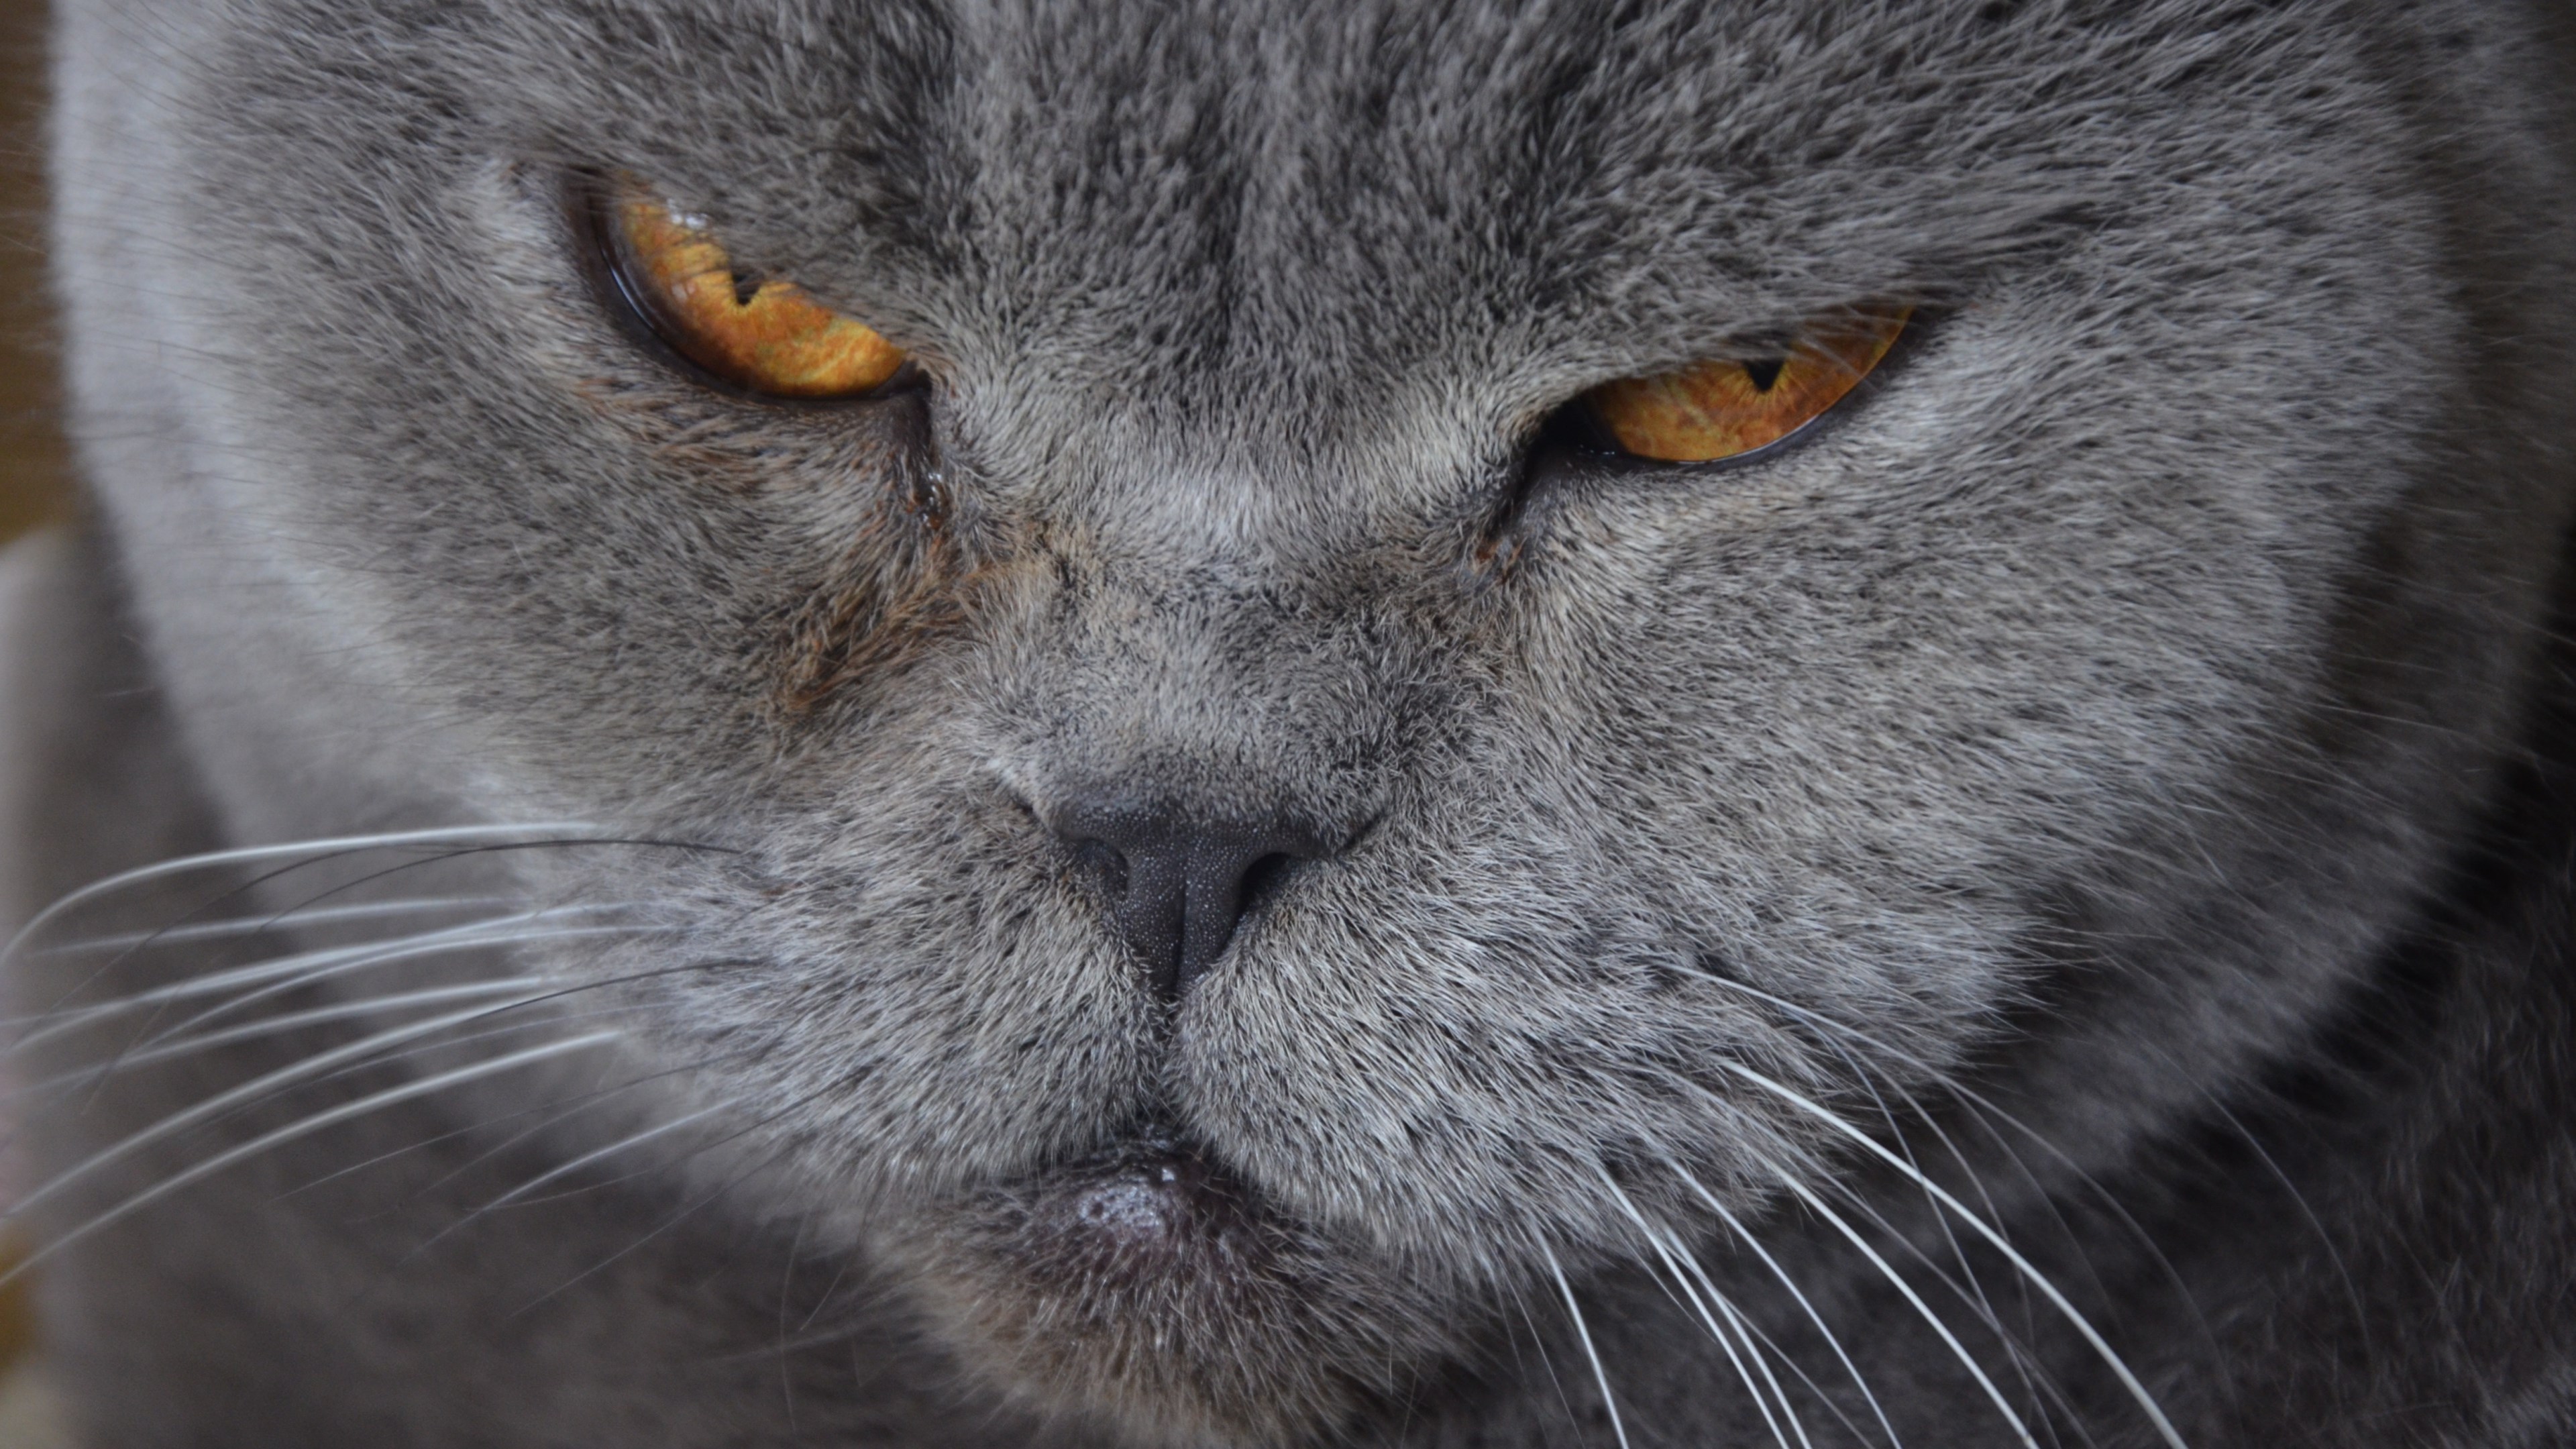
[51,0,2576,1440]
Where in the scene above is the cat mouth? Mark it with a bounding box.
[887,1134,1468,1445]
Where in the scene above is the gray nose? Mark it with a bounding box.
[1053,796,1345,1000]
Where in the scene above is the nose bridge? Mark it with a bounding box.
[1050,426,1373,587]
[1053,564,1379,804]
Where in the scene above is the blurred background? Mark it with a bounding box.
[0,3,74,1441]
[0,0,64,550]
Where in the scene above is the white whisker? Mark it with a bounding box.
[400,1045,761,1202]
[489,1079,853,1216]
[1595,1169,1793,1449]
[112,918,665,1058]
[1716,1060,2185,1449]
[11,991,630,1216]
[386,1093,753,1275]
[30,895,523,957]
[1827,1055,2043,1428]
[1707,1273,1815,1449]
[1539,1241,1631,1449]
[281,1050,745,1205]
[1836,1048,2012,1342]
[9,906,656,1048]
[1680,967,2215,1374]
[1776,1171,2039,1449]
[3,1031,621,1287]
[1816,1173,2088,1442]
[514,1140,801,1315]
[473,1096,743,1215]
[289,1002,658,1099]
[1660,1238,1799,1449]
[19,978,550,1091]
[1,823,604,967]
[1662,1159,1906,1449]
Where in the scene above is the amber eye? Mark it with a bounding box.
[1577,307,1911,464]
[602,187,908,399]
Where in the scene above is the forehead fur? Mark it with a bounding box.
[219,0,2401,445]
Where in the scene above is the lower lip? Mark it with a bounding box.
[1010,1142,1263,1282]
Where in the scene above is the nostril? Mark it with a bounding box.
[1042,791,1350,1002]
[1071,836,1130,899]
[1235,851,1297,916]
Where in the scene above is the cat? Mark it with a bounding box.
[7,0,2576,1444]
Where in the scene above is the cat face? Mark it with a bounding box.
[57,0,2569,1440]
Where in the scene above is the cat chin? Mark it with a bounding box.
[880,1134,1470,1446]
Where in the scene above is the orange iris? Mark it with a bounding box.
[1582,307,1911,463]
[611,193,907,399]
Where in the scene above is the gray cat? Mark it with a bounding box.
[7,0,2576,1444]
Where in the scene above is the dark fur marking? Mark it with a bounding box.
[771,474,964,716]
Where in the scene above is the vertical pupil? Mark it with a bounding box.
[1741,357,1786,392]
[730,272,761,307]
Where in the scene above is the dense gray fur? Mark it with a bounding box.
[10,0,2576,1443]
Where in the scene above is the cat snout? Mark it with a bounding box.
[1049,792,1353,1000]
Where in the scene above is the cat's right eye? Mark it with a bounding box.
[597,183,909,400]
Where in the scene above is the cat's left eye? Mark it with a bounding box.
[598,184,908,400]
[1568,307,1912,464]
